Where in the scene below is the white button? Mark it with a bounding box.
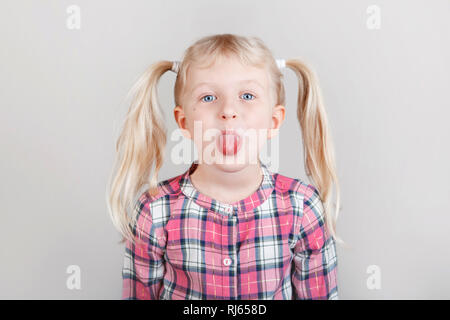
[223,257,232,266]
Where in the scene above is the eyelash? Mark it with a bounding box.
[200,93,256,103]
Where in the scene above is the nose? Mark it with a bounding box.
[221,112,237,120]
[219,101,238,120]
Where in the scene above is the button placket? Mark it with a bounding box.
[222,214,238,298]
[231,217,238,298]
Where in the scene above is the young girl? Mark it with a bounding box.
[107,34,342,300]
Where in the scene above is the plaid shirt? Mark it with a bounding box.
[122,161,338,300]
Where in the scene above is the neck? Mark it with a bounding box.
[189,161,263,204]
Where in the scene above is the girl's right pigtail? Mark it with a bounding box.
[106,61,174,245]
[286,58,344,246]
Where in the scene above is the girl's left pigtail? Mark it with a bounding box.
[106,61,173,244]
[286,58,343,246]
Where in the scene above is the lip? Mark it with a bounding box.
[221,129,239,135]
[217,129,242,156]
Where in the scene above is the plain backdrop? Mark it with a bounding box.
[1,0,449,299]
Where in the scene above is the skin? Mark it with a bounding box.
[173,55,285,204]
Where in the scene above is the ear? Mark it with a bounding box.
[268,104,285,139]
[173,105,191,139]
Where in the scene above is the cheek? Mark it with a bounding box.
[184,111,216,138]
[191,112,214,126]
[245,111,272,129]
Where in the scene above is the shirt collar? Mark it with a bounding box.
[179,160,275,217]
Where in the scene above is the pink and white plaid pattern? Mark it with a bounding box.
[122,161,338,300]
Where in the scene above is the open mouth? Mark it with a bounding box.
[216,130,242,156]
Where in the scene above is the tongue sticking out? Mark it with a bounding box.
[217,134,241,156]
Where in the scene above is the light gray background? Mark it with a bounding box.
[1,0,449,299]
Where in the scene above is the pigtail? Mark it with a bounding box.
[106,61,173,245]
[286,58,344,246]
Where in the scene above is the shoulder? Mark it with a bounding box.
[272,172,326,239]
[273,171,316,198]
[271,172,322,243]
[272,171,322,214]
[272,171,322,219]
[133,171,185,233]
[144,171,185,204]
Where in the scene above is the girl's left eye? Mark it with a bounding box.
[241,93,255,100]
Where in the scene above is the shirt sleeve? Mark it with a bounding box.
[122,195,166,300]
[291,184,339,300]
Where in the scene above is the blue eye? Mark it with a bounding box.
[201,95,216,103]
[241,93,255,100]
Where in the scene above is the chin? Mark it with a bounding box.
[211,153,261,172]
[213,162,248,172]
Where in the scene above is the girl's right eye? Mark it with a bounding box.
[201,95,216,103]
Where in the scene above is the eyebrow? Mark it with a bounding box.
[192,79,265,92]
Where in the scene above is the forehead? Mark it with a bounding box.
[186,56,269,90]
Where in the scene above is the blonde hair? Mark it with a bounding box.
[106,33,344,246]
